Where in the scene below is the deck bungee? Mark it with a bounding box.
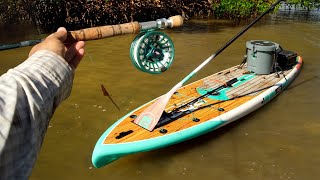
[91,0,300,168]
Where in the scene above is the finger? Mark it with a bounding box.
[45,27,64,39]
[65,43,77,62]
[70,41,85,69]
[70,48,85,69]
[65,41,85,62]
[52,27,67,42]
[65,41,85,64]
[74,41,85,51]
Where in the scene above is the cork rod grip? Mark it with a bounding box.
[66,22,141,43]
[168,15,183,28]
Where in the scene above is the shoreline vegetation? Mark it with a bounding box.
[0,0,319,33]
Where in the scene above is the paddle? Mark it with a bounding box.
[133,0,284,131]
[0,15,183,51]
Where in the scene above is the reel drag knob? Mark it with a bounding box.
[130,31,175,74]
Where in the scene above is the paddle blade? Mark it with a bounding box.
[133,96,167,131]
[133,83,182,131]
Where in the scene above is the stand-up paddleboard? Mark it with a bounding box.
[92,43,302,167]
[91,0,295,168]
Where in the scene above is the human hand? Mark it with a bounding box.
[29,27,85,69]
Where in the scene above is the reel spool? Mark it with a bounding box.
[130,31,175,74]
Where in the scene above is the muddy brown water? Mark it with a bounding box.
[0,9,319,180]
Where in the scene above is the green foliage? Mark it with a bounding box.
[213,0,276,20]
[0,0,319,30]
[213,0,320,20]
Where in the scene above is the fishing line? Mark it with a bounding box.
[85,50,121,111]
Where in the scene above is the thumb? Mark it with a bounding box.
[53,27,67,42]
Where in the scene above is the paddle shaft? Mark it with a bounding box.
[181,0,284,84]
[133,0,284,131]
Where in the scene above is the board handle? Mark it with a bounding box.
[65,15,183,43]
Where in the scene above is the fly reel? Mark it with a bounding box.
[130,31,175,74]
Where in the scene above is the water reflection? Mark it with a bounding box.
[276,6,320,23]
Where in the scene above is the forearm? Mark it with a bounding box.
[0,50,74,178]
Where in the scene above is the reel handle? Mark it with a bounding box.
[65,15,183,43]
